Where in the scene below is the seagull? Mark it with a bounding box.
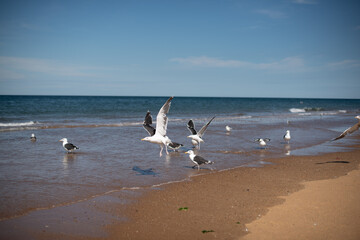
[141,97,174,157]
[187,116,215,149]
[59,138,79,153]
[184,150,214,170]
[30,133,36,141]
[283,130,291,143]
[255,138,270,147]
[167,142,184,152]
[332,115,360,141]
[225,125,232,132]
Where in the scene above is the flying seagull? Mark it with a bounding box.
[185,150,214,170]
[255,138,270,147]
[141,97,174,157]
[283,130,291,144]
[59,138,79,153]
[332,115,360,141]
[187,116,216,149]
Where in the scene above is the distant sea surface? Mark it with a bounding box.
[0,95,359,221]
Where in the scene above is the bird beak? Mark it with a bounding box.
[141,138,145,141]
[184,151,189,154]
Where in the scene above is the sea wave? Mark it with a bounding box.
[289,107,325,113]
[289,108,306,113]
[0,121,38,127]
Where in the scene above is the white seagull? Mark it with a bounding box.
[59,138,79,153]
[187,116,215,149]
[30,133,36,141]
[332,115,360,141]
[184,150,214,170]
[283,130,291,143]
[141,97,174,157]
[255,138,270,147]
[225,125,232,132]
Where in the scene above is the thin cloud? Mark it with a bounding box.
[0,56,97,79]
[255,9,287,19]
[170,56,305,71]
[292,0,318,4]
[327,59,360,69]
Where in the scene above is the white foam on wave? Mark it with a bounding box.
[289,108,306,113]
[0,121,37,127]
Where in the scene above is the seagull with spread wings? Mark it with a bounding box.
[141,97,174,157]
[332,115,360,141]
[187,116,215,149]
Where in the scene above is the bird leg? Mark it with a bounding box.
[165,144,169,155]
[159,145,163,157]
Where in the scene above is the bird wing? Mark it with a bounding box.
[64,143,78,150]
[264,138,271,142]
[332,123,360,141]
[143,111,156,136]
[143,124,156,136]
[194,155,208,165]
[155,96,174,137]
[143,111,153,125]
[198,116,216,137]
[187,120,197,135]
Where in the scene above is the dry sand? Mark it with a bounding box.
[106,146,360,240]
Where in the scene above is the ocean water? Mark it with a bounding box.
[0,96,359,226]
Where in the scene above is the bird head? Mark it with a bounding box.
[355,116,360,120]
[184,150,194,155]
[141,137,151,142]
[59,138,67,142]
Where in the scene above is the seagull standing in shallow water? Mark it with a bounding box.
[187,116,215,149]
[255,138,270,148]
[59,138,79,153]
[141,97,174,157]
[185,150,214,170]
[332,115,360,141]
[226,125,232,132]
[30,133,36,141]
[283,130,291,143]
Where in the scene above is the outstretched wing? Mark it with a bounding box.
[332,123,360,141]
[143,111,156,136]
[155,96,174,137]
[143,111,153,125]
[187,120,197,135]
[198,116,216,137]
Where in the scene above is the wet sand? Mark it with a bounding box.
[106,144,360,240]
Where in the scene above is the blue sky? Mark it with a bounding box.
[0,0,359,98]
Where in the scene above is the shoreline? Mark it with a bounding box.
[1,142,359,239]
[106,144,360,240]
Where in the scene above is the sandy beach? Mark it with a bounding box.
[105,145,360,240]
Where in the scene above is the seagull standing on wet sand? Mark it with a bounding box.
[187,116,215,149]
[59,138,79,153]
[283,130,291,143]
[141,97,174,157]
[185,150,214,170]
[332,115,360,141]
